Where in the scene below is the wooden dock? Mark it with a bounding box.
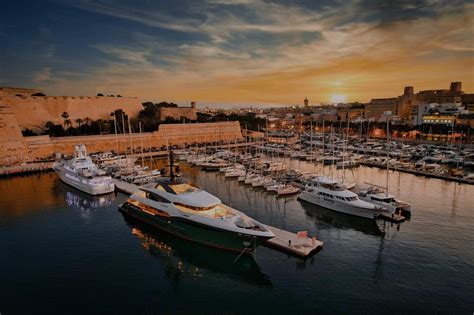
[0,162,53,177]
[112,178,324,258]
[378,213,406,223]
[263,225,323,258]
[360,161,474,185]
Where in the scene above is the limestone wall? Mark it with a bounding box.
[0,105,28,165]
[0,95,143,130]
[2,121,243,165]
[159,107,197,121]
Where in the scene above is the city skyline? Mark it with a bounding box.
[1,0,473,104]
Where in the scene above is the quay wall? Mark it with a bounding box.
[2,121,243,165]
[0,95,143,130]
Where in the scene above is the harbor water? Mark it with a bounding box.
[0,162,473,314]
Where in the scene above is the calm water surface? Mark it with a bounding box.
[0,162,473,314]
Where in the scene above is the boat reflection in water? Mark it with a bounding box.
[122,215,272,287]
[299,199,386,236]
[56,180,115,214]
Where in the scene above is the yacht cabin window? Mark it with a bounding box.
[146,192,171,203]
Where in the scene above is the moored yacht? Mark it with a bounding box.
[53,145,115,195]
[119,176,274,252]
[298,176,388,219]
[358,185,412,215]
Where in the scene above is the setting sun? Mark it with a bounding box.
[330,94,347,104]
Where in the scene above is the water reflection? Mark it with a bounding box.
[0,173,65,222]
[54,181,115,219]
[121,215,272,287]
[299,200,385,236]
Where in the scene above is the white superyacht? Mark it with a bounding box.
[119,153,274,252]
[298,176,388,219]
[53,145,115,195]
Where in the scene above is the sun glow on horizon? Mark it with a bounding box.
[330,94,347,104]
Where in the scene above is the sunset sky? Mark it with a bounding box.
[1,0,473,106]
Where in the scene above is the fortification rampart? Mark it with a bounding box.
[0,95,143,130]
[0,105,28,166]
[159,107,197,121]
[2,121,242,166]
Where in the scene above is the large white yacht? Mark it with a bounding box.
[119,176,274,253]
[53,145,115,195]
[298,176,389,219]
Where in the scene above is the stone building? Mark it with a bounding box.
[336,103,365,120]
[462,93,474,112]
[366,98,398,119]
[417,83,463,104]
[158,101,197,121]
[368,82,468,123]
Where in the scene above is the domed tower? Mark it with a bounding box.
[304,97,309,107]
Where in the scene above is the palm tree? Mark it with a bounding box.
[61,112,69,128]
[64,119,71,129]
[75,118,83,128]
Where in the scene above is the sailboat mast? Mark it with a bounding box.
[121,112,128,162]
[310,120,313,164]
[113,114,119,155]
[386,116,390,196]
[139,122,144,168]
[127,117,133,155]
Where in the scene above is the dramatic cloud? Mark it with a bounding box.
[1,0,473,105]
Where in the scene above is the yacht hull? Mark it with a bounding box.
[298,191,386,219]
[54,165,115,195]
[119,202,270,253]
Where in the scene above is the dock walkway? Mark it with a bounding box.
[112,178,323,258]
[361,161,474,185]
[0,162,53,177]
[263,225,323,258]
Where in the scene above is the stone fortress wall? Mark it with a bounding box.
[0,87,242,166]
[1,114,242,166]
[0,87,143,130]
[0,105,28,166]
[159,107,197,121]
[24,121,242,162]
